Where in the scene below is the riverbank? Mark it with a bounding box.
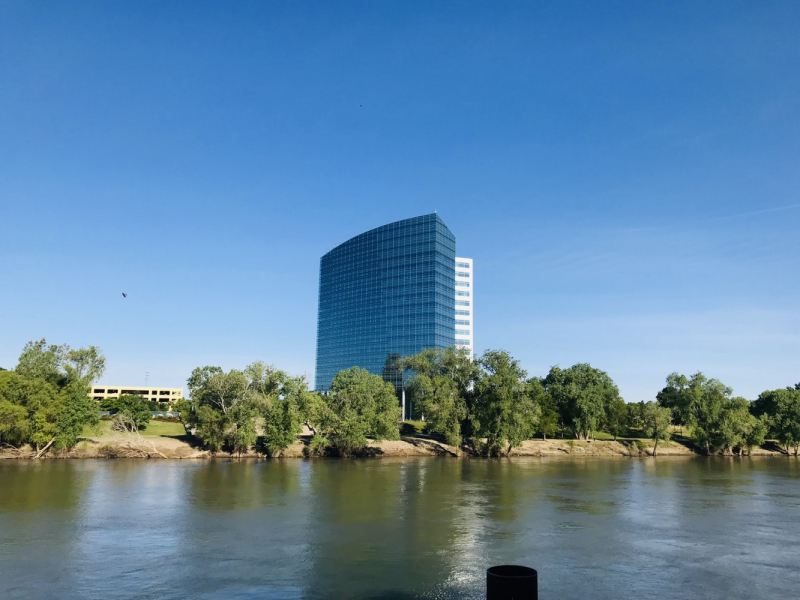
[0,423,788,459]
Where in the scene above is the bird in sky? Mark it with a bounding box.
[122,293,127,298]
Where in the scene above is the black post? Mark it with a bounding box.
[486,565,538,600]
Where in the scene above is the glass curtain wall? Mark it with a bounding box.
[315,213,456,391]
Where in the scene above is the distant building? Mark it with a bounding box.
[454,257,473,353]
[90,386,183,403]
[315,213,457,392]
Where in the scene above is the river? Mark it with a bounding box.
[0,458,798,599]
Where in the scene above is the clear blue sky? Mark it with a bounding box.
[2,1,798,401]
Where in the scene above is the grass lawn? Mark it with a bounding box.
[82,419,186,439]
[139,420,186,437]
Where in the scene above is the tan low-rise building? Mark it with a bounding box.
[90,386,183,403]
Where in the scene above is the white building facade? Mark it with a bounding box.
[454,257,473,354]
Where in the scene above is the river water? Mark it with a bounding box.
[0,458,798,600]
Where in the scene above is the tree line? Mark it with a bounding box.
[179,346,800,457]
[177,363,400,457]
[2,339,799,458]
[401,349,800,456]
[0,339,105,456]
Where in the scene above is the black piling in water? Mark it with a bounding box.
[486,565,538,600]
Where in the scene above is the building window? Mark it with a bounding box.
[456,291,470,297]
[456,272,470,278]
[456,262,470,268]
[94,389,105,394]
[455,329,470,335]
[456,319,470,326]
[455,340,470,346]
[455,300,470,306]
[455,310,470,316]
[455,282,469,287]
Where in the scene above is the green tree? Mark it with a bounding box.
[401,347,475,447]
[54,384,100,451]
[752,387,800,455]
[543,363,622,440]
[662,371,768,455]
[605,396,629,440]
[63,346,106,386]
[3,340,104,456]
[112,395,152,432]
[260,375,310,456]
[471,350,538,456]
[628,400,646,431]
[534,388,559,440]
[184,362,292,455]
[656,373,690,426]
[680,372,730,454]
[193,405,227,452]
[314,367,401,456]
[716,397,766,455]
[15,339,69,386]
[416,375,465,446]
[0,371,58,447]
[641,402,672,456]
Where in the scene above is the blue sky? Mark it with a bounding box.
[1,1,798,401]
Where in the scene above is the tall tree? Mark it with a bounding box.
[400,347,476,447]
[63,346,106,385]
[679,373,730,454]
[184,362,292,455]
[641,402,672,456]
[605,396,630,440]
[543,364,622,440]
[752,387,800,455]
[313,367,401,456]
[656,373,690,426]
[716,397,766,456]
[260,375,312,457]
[15,339,69,386]
[471,350,538,456]
[534,389,559,440]
[4,340,104,456]
[0,371,58,448]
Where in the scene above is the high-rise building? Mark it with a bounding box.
[315,213,456,392]
[454,257,473,353]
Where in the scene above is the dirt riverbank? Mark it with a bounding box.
[0,430,788,459]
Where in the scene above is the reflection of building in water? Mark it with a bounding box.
[315,213,460,392]
[90,386,183,403]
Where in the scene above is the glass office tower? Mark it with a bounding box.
[314,213,456,392]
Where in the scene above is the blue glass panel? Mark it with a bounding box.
[315,213,456,391]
